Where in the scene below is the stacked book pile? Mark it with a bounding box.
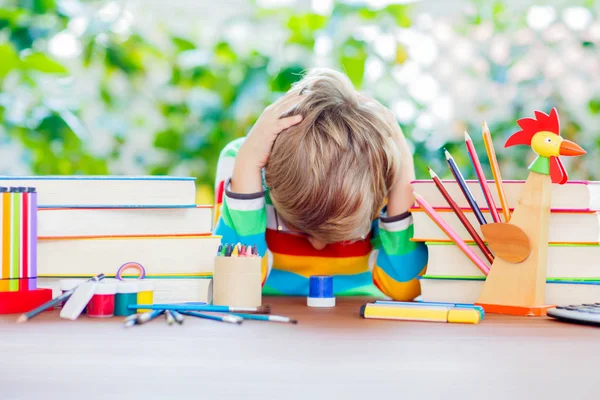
[411,179,600,304]
[0,176,220,303]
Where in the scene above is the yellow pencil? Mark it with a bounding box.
[482,121,510,222]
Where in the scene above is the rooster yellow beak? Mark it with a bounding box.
[559,139,586,156]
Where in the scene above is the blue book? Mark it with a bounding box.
[0,176,197,208]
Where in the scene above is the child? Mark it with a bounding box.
[213,68,428,300]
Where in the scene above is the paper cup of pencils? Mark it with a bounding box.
[213,243,262,308]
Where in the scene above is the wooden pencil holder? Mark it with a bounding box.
[212,256,262,307]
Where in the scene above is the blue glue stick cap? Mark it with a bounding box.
[307,275,335,308]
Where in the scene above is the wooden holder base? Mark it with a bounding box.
[0,288,53,314]
[476,172,551,316]
[213,256,262,307]
[475,303,555,317]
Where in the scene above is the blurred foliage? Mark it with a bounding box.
[0,0,599,204]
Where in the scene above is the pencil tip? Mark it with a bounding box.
[482,121,490,134]
[16,315,26,323]
[464,130,471,141]
[444,149,452,159]
[428,167,437,178]
[290,319,298,324]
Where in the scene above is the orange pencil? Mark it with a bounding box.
[482,122,510,222]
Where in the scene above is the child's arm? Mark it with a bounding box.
[214,147,268,274]
[370,102,428,300]
[213,94,303,280]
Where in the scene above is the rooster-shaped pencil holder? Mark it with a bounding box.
[477,108,586,316]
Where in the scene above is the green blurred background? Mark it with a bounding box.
[1,0,599,204]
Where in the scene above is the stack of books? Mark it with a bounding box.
[411,179,600,305]
[0,176,220,303]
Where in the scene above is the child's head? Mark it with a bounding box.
[265,68,400,248]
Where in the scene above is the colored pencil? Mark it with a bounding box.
[178,310,243,324]
[464,131,500,223]
[16,273,106,323]
[444,149,487,225]
[413,192,490,276]
[128,303,271,314]
[428,168,494,264]
[482,122,510,222]
[231,313,298,324]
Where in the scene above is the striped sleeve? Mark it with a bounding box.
[213,139,269,282]
[371,209,428,301]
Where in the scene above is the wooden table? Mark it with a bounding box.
[1,296,599,400]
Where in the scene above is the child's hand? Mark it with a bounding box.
[360,94,416,215]
[231,93,303,193]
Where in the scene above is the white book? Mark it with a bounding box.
[412,210,600,243]
[38,206,213,238]
[411,179,600,211]
[424,242,600,279]
[37,235,220,276]
[420,277,600,306]
[0,176,197,207]
[39,277,212,304]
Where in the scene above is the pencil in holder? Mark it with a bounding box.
[212,256,262,307]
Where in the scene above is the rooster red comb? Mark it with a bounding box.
[505,108,560,148]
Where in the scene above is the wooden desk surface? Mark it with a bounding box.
[1,296,599,400]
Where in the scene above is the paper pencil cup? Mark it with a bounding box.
[213,256,262,307]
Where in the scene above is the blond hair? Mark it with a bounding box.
[265,68,400,243]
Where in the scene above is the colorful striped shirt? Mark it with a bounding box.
[213,138,428,300]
